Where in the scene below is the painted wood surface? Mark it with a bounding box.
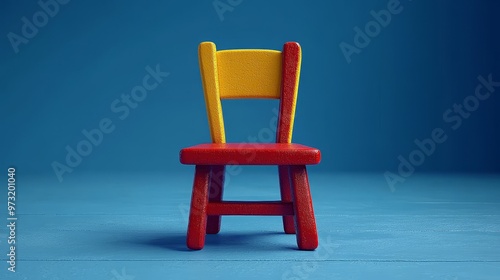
[1,173,499,279]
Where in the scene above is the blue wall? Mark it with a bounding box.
[1,0,499,182]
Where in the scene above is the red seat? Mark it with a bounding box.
[180,143,321,165]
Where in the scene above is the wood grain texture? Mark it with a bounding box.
[2,174,499,279]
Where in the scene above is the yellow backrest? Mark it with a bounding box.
[217,50,282,99]
[198,42,301,144]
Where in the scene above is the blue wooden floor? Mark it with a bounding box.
[1,172,500,279]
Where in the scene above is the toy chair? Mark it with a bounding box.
[180,42,321,250]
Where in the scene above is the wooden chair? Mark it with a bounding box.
[180,42,321,250]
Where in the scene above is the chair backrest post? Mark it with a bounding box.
[276,42,301,144]
[198,42,226,143]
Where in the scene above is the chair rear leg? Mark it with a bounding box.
[289,165,318,250]
[187,165,211,250]
[206,165,225,234]
[279,165,296,234]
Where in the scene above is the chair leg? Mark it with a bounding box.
[279,165,296,234]
[289,165,318,250]
[206,165,225,234]
[187,165,211,250]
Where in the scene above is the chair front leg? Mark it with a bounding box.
[187,165,211,250]
[289,165,318,250]
[206,165,225,234]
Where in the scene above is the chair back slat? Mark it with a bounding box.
[217,50,282,99]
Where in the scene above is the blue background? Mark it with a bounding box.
[1,1,500,280]
[1,0,499,180]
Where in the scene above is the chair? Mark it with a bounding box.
[180,41,321,250]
